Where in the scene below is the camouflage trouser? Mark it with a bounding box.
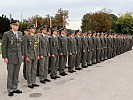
[26,59,37,85]
[104,48,107,60]
[39,56,49,81]
[81,52,87,67]
[68,55,76,71]
[100,48,104,60]
[59,55,67,74]
[50,56,59,77]
[75,52,81,68]
[87,51,92,64]
[7,63,21,92]
[92,49,96,63]
[96,49,101,62]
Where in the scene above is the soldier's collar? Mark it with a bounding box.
[42,33,45,37]
[10,29,17,34]
[53,34,57,37]
[61,34,65,37]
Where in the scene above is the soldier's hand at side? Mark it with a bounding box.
[60,53,63,56]
[51,54,55,57]
[37,56,40,59]
[48,54,51,57]
[25,57,30,61]
[40,56,44,59]
[4,58,8,64]
[69,53,72,55]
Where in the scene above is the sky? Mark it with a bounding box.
[0,0,133,30]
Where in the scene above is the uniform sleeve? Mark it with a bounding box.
[21,36,24,56]
[49,37,54,55]
[39,36,43,56]
[67,38,72,53]
[58,37,62,54]
[24,35,28,57]
[2,32,8,58]
[48,37,50,55]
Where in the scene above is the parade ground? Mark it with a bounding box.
[0,50,133,100]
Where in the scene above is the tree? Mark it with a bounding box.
[116,12,133,35]
[81,10,112,32]
[54,8,69,29]
[109,14,118,33]
[19,19,30,33]
[31,15,46,29]
[81,13,92,32]
[0,15,10,38]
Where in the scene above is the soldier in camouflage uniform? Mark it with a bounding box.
[75,30,82,70]
[24,25,41,88]
[2,20,23,96]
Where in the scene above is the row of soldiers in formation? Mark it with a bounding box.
[2,20,133,96]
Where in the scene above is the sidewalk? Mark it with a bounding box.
[0,50,133,100]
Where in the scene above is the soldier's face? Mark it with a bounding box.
[93,33,96,36]
[62,31,66,36]
[11,24,19,31]
[37,32,41,35]
[30,28,36,33]
[77,32,80,36]
[42,29,47,34]
[47,32,51,36]
[24,31,29,35]
[71,33,74,37]
[87,34,90,36]
[53,31,58,36]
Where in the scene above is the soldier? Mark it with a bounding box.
[2,20,23,96]
[129,35,133,50]
[120,34,123,54]
[92,32,97,64]
[110,34,114,58]
[68,31,77,73]
[104,33,108,60]
[113,34,117,57]
[100,32,105,61]
[58,28,68,76]
[23,28,29,80]
[47,29,52,74]
[49,28,60,79]
[24,24,41,88]
[47,29,51,37]
[96,33,101,63]
[36,29,42,77]
[39,27,51,83]
[107,33,111,59]
[87,31,93,66]
[81,32,88,68]
[75,30,82,70]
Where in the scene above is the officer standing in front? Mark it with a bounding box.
[2,20,23,96]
